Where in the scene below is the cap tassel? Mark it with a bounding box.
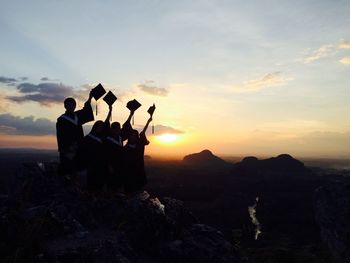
[110,112,112,122]
[132,115,134,125]
[152,122,154,134]
[96,101,98,116]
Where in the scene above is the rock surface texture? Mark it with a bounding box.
[0,163,242,263]
[314,182,350,262]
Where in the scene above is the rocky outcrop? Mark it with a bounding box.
[314,182,350,262]
[234,154,309,175]
[0,162,242,263]
[183,150,231,167]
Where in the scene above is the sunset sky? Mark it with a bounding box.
[1,0,350,158]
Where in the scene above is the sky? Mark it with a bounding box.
[0,0,350,158]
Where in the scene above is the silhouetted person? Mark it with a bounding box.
[56,92,94,177]
[104,106,131,192]
[122,116,152,193]
[78,120,107,193]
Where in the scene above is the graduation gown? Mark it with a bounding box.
[103,120,131,190]
[78,133,107,192]
[104,136,124,190]
[56,101,94,174]
[122,132,150,193]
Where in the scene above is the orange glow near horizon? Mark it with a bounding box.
[156,133,178,144]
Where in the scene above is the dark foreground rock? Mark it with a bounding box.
[314,182,350,262]
[0,162,242,263]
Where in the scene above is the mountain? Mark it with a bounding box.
[233,154,309,175]
[183,149,231,167]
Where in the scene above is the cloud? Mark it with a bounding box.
[340,56,350,65]
[339,40,350,49]
[231,72,291,92]
[0,76,17,84]
[303,44,335,64]
[152,125,184,135]
[6,82,91,106]
[7,82,75,106]
[40,77,58,81]
[0,113,55,136]
[134,124,184,135]
[138,82,169,96]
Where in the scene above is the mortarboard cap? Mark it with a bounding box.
[147,104,156,116]
[103,91,117,106]
[91,83,106,101]
[126,99,141,112]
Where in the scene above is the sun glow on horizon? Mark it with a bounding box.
[156,133,178,144]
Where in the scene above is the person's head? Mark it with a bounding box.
[64,97,76,113]
[128,129,139,144]
[109,122,121,137]
[90,120,105,136]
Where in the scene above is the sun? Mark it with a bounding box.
[157,133,178,144]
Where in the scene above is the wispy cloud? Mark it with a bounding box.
[339,39,350,49]
[152,124,184,135]
[0,76,17,84]
[231,72,292,92]
[138,81,169,96]
[303,44,335,64]
[0,113,55,135]
[7,82,75,106]
[339,56,350,65]
[6,82,91,106]
[134,124,184,135]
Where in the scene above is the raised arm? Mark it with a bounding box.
[85,90,93,106]
[105,105,112,123]
[76,90,94,124]
[125,110,135,124]
[141,117,153,135]
[121,110,135,140]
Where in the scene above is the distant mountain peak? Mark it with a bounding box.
[234,153,308,174]
[183,149,230,167]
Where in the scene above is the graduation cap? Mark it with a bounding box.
[92,83,106,100]
[103,91,117,121]
[147,104,156,134]
[126,99,141,125]
[147,104,156,116]
[126,99,141,111]
[103,91,117,106]
[91,83,106,115]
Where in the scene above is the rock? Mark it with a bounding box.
[314,182,350,262]
[161,224,240,263]
[0,162,242,263]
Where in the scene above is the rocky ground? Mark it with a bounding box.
[0,162,243,263]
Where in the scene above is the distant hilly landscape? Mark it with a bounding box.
[1,148,350,262]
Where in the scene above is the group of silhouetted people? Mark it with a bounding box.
[56,89,153,195]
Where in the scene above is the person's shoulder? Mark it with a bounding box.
[57,114,65,121]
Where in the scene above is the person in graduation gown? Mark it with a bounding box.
[56,91,94,177]
[103,106,135,192]
[78,120,107,193]
[122,116,152,193]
